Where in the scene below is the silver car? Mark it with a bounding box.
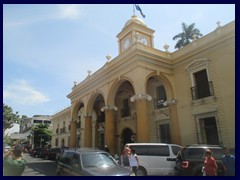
[56,149,135,176]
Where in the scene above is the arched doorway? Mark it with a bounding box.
[121,128,134,148]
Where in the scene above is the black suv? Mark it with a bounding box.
[174,144,225,176]
[56,149,135,176]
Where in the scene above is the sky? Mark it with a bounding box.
[3,4,235,118]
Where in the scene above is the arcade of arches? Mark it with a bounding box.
[69,76,181,155]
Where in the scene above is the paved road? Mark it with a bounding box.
[22,153,57,176]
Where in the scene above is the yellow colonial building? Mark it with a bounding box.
[51,15,235,155]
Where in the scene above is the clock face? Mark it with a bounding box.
[138,35,149,46]
[123,38,131,51]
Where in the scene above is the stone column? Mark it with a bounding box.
[101,105,118,155]
[131,94,152,143]
[105,110,114,155]
[69,121,76,148]
[84,115,92,148]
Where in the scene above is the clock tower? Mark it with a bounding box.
[117,15,155,54]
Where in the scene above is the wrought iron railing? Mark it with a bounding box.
[191,81,214,100]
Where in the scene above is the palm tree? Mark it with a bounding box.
[173,22,203,49]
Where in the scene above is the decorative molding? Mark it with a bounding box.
[101,105,118,112]
[185,58,209,74]
[130,93,152,102]
[155,113,170,121]
[193,105,218,115]
[163,99,177,106]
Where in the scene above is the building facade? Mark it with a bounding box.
[52,15,235,155]
[12,115,52,147]
[51,107,71,148]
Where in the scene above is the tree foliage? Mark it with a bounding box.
[4,133,12,145]
[32,123,52,148]
[3,103,21,132]
[173,22,203,49]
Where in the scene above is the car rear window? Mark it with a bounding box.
[172,145,181,155]
[129,145,170,156]
[183,147,223,160]
[185,148,205,159]
[209,148,223,160]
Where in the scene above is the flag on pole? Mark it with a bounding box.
[135,4,146,18]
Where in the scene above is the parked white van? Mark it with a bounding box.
[126,143,181,176]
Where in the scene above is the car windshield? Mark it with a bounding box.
[81,153,116,168]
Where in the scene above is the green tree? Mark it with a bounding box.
[3,103,21,132]
[4,133,12,145]
[173,22,203,49]
[32,123,52,148]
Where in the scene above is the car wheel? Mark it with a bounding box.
[136,167,147,176]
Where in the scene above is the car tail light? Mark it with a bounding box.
[181,161,189,168]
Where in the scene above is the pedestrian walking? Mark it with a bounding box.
[128,149,139,175]
[122,145,130,167]
[203,149,218,176]
[222,146,235,176]
[3,146,27,176]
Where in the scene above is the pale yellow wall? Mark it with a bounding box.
[209,39,235,147]
[64,18,235,150]
[173,58,199,145]
[172,31,235,147]
[51,108,71,148]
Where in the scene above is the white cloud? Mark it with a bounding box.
[3,79,50,105]
[58,4,81,19]
[3,4,82,29]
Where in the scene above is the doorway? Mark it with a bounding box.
[199,116,220,145]
[121,128,134,147]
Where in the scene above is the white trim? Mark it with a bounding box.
[194,112,220,144]
[185,58,210,87]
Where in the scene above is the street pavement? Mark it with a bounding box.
[22,153,57,176]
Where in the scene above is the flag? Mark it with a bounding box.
[135,4,146,18]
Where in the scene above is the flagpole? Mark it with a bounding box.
[133,4,135,15]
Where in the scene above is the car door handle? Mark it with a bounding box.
[167,158,176,161]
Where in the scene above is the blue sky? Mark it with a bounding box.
[3,4,235,118]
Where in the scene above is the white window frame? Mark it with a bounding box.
[194,112,221,144]
[185,58,210,87]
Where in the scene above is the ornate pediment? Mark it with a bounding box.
[155,113,169,121]
[185,58,209,74]
[193,105,218,115]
